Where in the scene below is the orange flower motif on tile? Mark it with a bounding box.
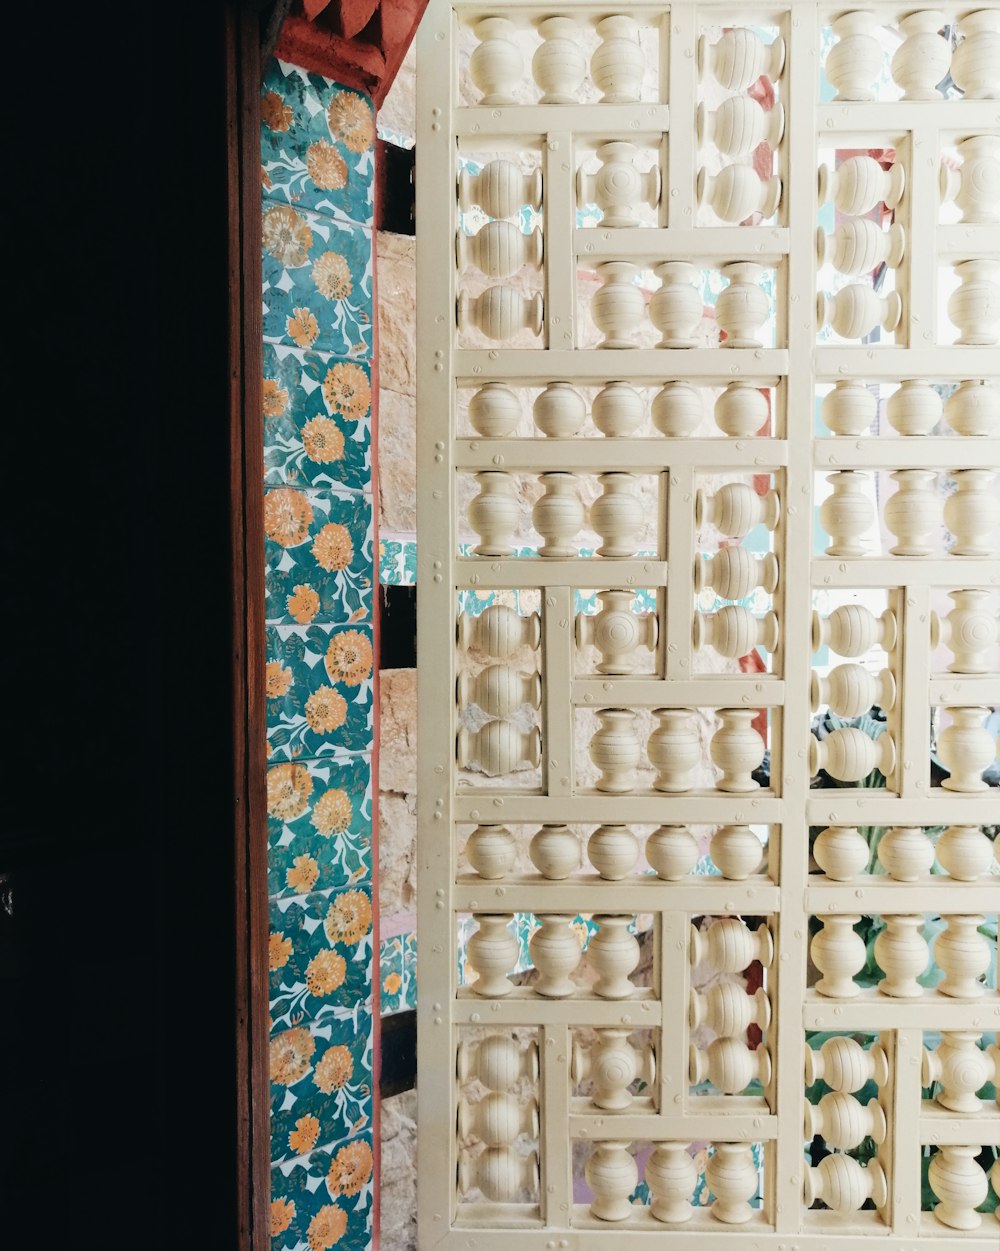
[304,687,348,734]
[263,377,289,417]
[262,166,272,189]
[270,1197,296,1236]
[287,854,320,893]
[287,583,321,625]
[328,92,374,154]
[382,971,402,995]
[311,788,352,836]
[267,762,314,820]
[313,1044,354,1093]
[270,1026,315,1085]
[269,933,293,970]
[263,204,314,268]
[265,488,314,548]
[306,1204,347,1250]
[288,1113,320,1156]
[324,890,371,946]
[322,363,370,421]
[324,630,372,686]
[306,140,348,190]
[327,1139,373,1197]
[287,307,320,349]
[312,523,353,572]
[302,416,345,464]
[261,90,293,132]
[306,948,347,996]
[312,251,352,301]
[265,661,294,699]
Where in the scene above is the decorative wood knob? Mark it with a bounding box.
[928,1145,989,1230]
[891,9,951,98]
[714,382,769,438]
[465,825,518,879]
[875,913,929,997]
[458,664,541,718]
[811,663,895,718]
[932,590,1000,674]
[698,28,785,90]
[532,471,583,557]
[469,17,523,105]
[577,589,657,674]
[650,262,701,347]
[940,136,1000,223]
[812,914,865,998]
[589,915,640,999]
[590,472,643,557]
[817,218,905,275]
[945,379,1000,436]
[887,378,943,436]
[711,709,765,792]
[696,482,780,537]
[648,709,700,793]
[587,824,640,880]
[922,1031,996,1112]
[468,471,519,556]
[531,16,585,103]
[696,547,778,599]
[691,917,773,973]
[467,915,518,997]
[809,726,895,782]
[533,381,585,437]
[822,380,877,435]
[458,723,541,776]
[944,469,1000,556]
[458,1090,538,1145]
[690,982,770,1038]
[951,8,1000,99]
[824,10,883,99]
[805,1035,889,1091]
[877,826,935,882]
[936,913,991,999]
[818,285,902,340]
[805,1155,887,1213]
[592,261,644,348]
[699,164,781,223]
[716,262,770,348]
[529,913,582,998]
[458,221,542,279]
[936,824,993,880]
[805,1091,887,1149]
[459,160,542,219]
[468,382,522,437]
[458,603,540,658]
[695,606,778,658]
[591,15,645,103]
[819,470,875,557]
[938,705,997,791]
[459,287,543,341]
[651,381,704,436]
[698,96,784,158]
[589,708,641,793]
[646,824,699,880]
[689,1037,770,1094]
[585,1141,638,1221]
[578,141,660,228]
[947,259,1000,345]
[458,1033,539,1087]
[814,826,870,880]
[646,1143,697,1223]
[592,380,645,436]
[710,824,764,880]
[459,1147,539,1202]
[818,155,905,216]
[528,824,582,880]
[573,1028,654,1110]
[811,604,896,656]
[706,1143,759,1224]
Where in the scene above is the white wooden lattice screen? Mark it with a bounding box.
[415,3,1000,1247]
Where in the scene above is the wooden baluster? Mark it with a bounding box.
[577,589,657,675]
[716,261,770,347]
[459,1149,539,1202]
[691,916,773,973]
[458,722,541,776]
[814,826,870,880]
[931,590,999,673]
[467,914,518,997]
[591,15,645,103]
[809,726,895,782]
[698,28,785,90]
[940,136,1000,224]
[886,378,942,436]
[650,261,701,347]
[812,603,896,656]
[458,603,540,658]
[648,709,700,793]
[936,913,991,998]
[818,154,905,215]
[585,1141,638,1220]
[696,547,778,600]
[928,1145,989,1230]
[817,219,905,276]
[698,95,784,159]
[646,824,699,880]
[592,380,645,436]
[819,470,874,556]
[458,1090,538,1145]
[694,606,778,658]
[822,380,877,435]
[532,380,585,437]
[458,1034,539,1086]
[947,259,1000,345]
[951,9,1000,99]
[528,824,581,880]
[646,1143,697,1223]
[590,472,642,557]
[824,10,883,99]
[457,664,541,718]
[805,1090,887,1149]
[877,826,935,881]
[696,481,780,538]
[805,1155,887,1213]
[875,914,930,997]
[812,662,895,719]
[465,825,518,879]
[459,287,543,341]
[891,9,951,98]
[589,915,640,999]
[690,982,770,1038]
[922,1031,994,1112]
[690,1037,770,1094]
[589,708,640,793]
[711,709,765,792]
[469,17,523,105]
[459,159,542,219]
[529,913,582,998]
[587,824,640,880]
[468,382,522,438]
[698,164,781,223]
[812,914,866,998]
[805,1036,889,1091]
[818,284,902,340]
[578,141,659,228]
[944,470,1000,556]
[710,824,764,880]
[531,16,585,103]
[706,1143,759,1224]
[884,469,941,555]
[945,379,1000,436]
[467,471,519,556]
[651,381,703,436]
[592,261,644,348]
[573,1028,654,1110]
[532,471,583,557]
[938,706,997,791]
[458,220,542,279]
[936,824,993,880]
[714,381,769,437]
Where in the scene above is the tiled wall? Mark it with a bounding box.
[262,60,376,1250]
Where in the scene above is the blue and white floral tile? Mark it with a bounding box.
[264,344,371,494]
[268,756,372,899]
[379,931,417,1016]
[378,538,417,587]
[265,621,373,761]
[270,1130,374,1250]
[262,202,373,359]
[262,61,374,228]
[265,486,372,625]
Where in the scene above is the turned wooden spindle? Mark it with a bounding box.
[698,28,785,90]
[812,914,866,998]
[888,468,943,556]
[469,17,523,105]
[822,380,877,435]
[936,824,993,880]
[457,664,541,718]
[936,913,991,999]
[459,160,542,219]
[891,9,951,99]
[805,1090,887,1149]
[699,164,781,224]
[532,381,585,437]
[458,723,541,776]
[589,915,640,999]
[532,471,583,557]
[651,381,703,436]
[458,1090,538,1145]
[531,16,585,103]
[938,706,997,791]
[696,547,779,600]
[457,220,542,279]
[459,287,543,341]
[690,982,770,1038]
[529,914,582,998]
[592,380,645,436]
[577,589,657,674]
[706,1143,759,1224]
[805,1155,887,1213]
[650,262,701,347]
[811,663,895,719]
[944,469,1000,556]
[877,826,935,882]
[587,824,640,880]
[696,481,780,538]
[824,10,882,100]
[592,261,644,348]
[578,141,659,228]
[468,471,519,556]
[812,603,896,656]
[922,1031,996,1112]
[465,825,518,879]
[648,709,700,793]
[590,472,643,557]
[932,590,1000,674]
[467,915,518,997]
[805,1036,889,1091]
[711,709,765,792]
[940,136,1000,224]
[994,1158,1000,1222]
[814,826,870,880]
[887,378,942,436]
[468,381,521,437]
[591,15,645,103]
[947,259,1000,345]
[694,606,778,659]
[875,914,930,997]
[459,1148,539,1202]
[818,284,902,341]
[690,917,773,973]
[818,155,905,216]
[646,824,699,880]
[573,1028,654,1110]
[458,603,540,659]
[458,1033,539,1087]
[951,9,1000,99]
[711,824,764,880]
[714,381,769,437]
[946,379,1000,436]
[690,1037,771,1094]
[698,96,784,159]
[928,1145,989,1230]
[528,824,582,880]
[646,1144,697,1223]
[585,1141,638,1221]
[819,470,874,557]
[716,262,770,348]
[809,726,895,782]
[590,708,641,793]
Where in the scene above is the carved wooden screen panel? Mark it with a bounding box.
[415,3,1000,1247]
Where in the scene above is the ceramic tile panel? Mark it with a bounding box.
[379,930,418,1016]
[270,1130,375,1250]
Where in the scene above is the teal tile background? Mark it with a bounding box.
[379,931,417,1016]
[271,1130,375,1249]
